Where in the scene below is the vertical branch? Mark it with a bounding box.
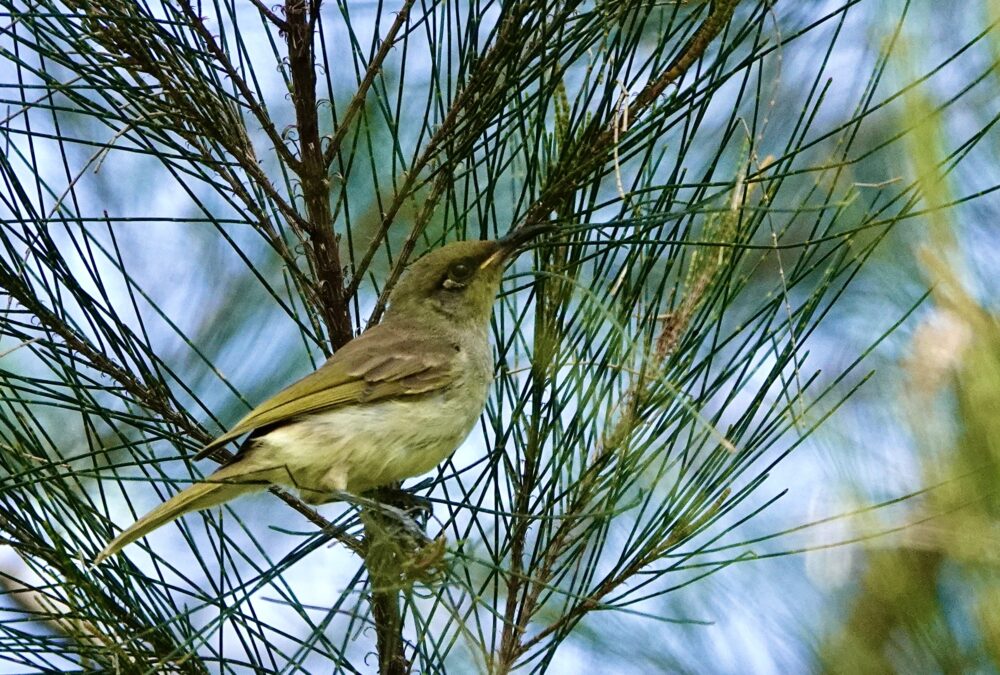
[361,510,411,675]
[285,6,405,670]
[286,0,353,349]
[145,0,420,667]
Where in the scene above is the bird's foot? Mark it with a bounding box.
[324,489,430,545]
[369,487,433,528]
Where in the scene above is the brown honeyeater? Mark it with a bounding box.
[96,228,546,562]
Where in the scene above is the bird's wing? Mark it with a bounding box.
[195,322,457,459]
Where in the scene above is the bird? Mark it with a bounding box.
[95,228,545,562]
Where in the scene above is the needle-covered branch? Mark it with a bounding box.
[0,262,364,557]
[516,0,741,231]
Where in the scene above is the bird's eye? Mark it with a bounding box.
[442,261,474,289]
[450,262,472,280]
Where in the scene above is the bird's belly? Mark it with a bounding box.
[254,388,485,497]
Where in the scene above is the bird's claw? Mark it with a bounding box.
[370,487,433,528]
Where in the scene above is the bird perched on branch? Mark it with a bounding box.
[96,227,547,562]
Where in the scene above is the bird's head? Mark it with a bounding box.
[386,227,548,327]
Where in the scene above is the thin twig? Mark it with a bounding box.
[515,0,740,231]
[249,0,288,30]
[323,0,415,168]
[354,0,586,321]
[179,0,301,171]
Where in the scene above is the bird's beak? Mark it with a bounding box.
[480,224,555,269]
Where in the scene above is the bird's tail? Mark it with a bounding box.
[95,464,268,563]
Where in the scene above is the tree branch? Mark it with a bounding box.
[361,509,411,675]
[0,513,197,670]
[250,0,289,30]
[179,0,301,172]
[286,0,354,349]
[350,0,586,321]
[286,2,408,672]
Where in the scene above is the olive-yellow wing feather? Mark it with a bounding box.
[196,322,457,459]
